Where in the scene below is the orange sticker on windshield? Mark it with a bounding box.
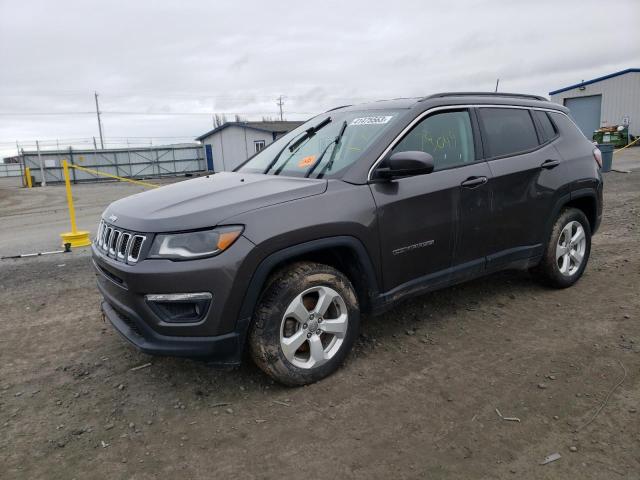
[297,155,316,168]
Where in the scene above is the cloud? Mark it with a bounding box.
[0,0,638,156]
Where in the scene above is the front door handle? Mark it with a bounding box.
[541,159,560,169]
[461,176,488,188]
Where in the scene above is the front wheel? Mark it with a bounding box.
[249,262,360,386]
[532,207,592,288]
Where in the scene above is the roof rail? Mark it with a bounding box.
[419,92,548,102]
[324,104,352,112]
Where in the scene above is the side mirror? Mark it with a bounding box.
[374,151,435,180]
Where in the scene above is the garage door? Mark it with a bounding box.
[564,95,602,139]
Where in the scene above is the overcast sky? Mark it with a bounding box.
[1,0,638,157]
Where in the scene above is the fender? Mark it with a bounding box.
[571,187,598,203]
[544,188,599,243]
[235,236,381,339]
[571,187,602,234]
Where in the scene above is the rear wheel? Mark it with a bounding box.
[532,208,591,288]
[249,262,360,386]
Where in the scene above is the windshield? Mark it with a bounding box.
[237,110,401,178]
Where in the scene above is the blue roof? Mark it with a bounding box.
[549,68,639,96]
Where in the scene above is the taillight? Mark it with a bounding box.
[593,147,602,169]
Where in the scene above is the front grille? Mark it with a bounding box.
[130,236,144,261]
[121,314,143,337]
[110,303,144,337]
[96,220,146,264]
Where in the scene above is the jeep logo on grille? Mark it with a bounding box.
[108,214,118,223]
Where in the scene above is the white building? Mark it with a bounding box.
[196,121,303,172]
[549,68,640,139]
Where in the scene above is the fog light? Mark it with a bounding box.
[145,293,212,323]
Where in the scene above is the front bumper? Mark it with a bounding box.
[92,236,256,364]
[100,299,241,361]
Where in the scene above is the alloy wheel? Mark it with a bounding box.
[279,286,349,369]
[556,220,586,276]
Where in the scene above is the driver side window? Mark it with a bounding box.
[391,110,475,171]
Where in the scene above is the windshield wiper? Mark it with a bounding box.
[271,117,333,176]
[306,120,348,178]
[288,116,332,153]
[262,134,302,174]
[262,116,332,175]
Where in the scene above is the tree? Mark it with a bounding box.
[212,114,228,128]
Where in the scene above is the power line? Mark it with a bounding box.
[0,136,198,144]
[0,112,95,115]
[0,110,315,116]
[103,111,315,116]
[0,91,376,101]
[0,135,209,145]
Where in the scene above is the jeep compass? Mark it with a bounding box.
[93,92,603,385]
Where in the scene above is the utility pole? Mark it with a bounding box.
[276,95,285,121]
[94,91,105,149]
[36,140,46,187]
[494,78,500,92]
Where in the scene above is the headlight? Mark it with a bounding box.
[149,226,243,260]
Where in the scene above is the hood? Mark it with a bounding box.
[103,172,327,232]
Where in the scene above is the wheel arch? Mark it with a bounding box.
[567,189,599,234]
[238,236,380,323]
[545,189,599,243]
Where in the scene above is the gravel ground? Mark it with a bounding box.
[0,169,638,479]
[0,176,184,253]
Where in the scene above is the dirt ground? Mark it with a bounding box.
[1,170,639,479]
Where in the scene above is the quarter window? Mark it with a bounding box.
[254,140,266,153]
[391,110,475,171]
[533,110,557,143]
[478,108,539,158]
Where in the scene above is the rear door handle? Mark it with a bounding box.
[541,159,560,169]
[460,176,488,188]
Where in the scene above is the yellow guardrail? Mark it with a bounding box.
[59,160,159,248]
[68,163,160,188]
[614,137,639,153]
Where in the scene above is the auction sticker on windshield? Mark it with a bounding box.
[350,116,394,126]
[297,155,316,168]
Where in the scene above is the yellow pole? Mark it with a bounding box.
[62,160,77,233]
[59,159,91,248]
[25,167,32,188]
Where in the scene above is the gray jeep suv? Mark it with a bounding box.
[93,92,603,385]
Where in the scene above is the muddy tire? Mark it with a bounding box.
[248,261,360,386]
[532,207,591,288]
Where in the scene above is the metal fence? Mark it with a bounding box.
[13,144,206,185]
[0,163,23,178]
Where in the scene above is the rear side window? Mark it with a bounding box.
[478,108,539,158]
[391,110,475,171]
[533,110,557,143]
[549,112,590,142]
